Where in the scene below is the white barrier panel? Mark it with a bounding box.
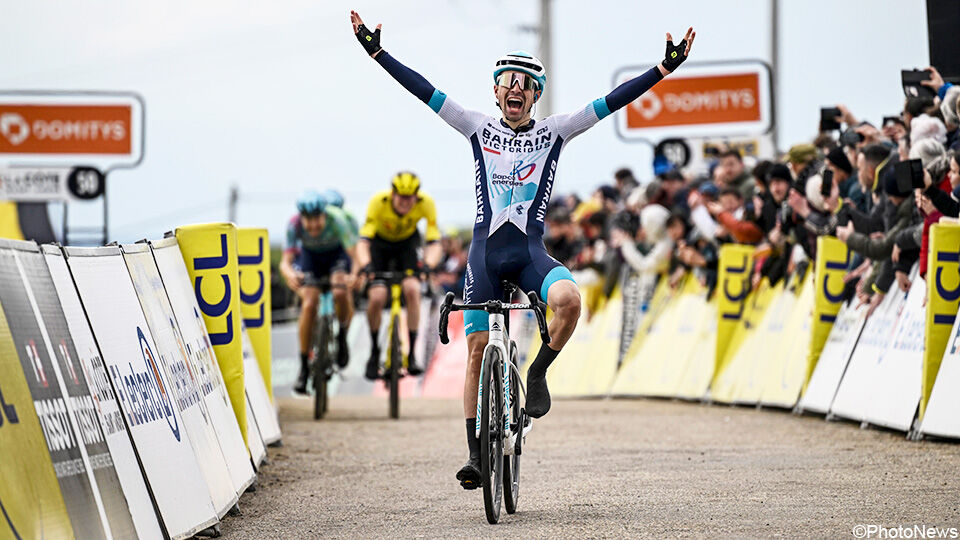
[830,273,916,428]
[798,301,867,415]
[245,395,267,468]
[0,242,123,539]
[150,237,255,496]
[858,275,924,431]
[919,300,960,438]
[64,246,219,539]
[242,324,281,444]
[122,243,239,517]
[44,246,164,539]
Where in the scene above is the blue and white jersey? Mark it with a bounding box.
[432,97,604,239]
[373,50,662,243]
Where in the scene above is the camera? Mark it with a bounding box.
[839,127,864,147]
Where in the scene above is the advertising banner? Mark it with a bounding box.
[14,244,144,539]
[0,294,74,539]
[245,396,267,469]
[798,301,866,415]
[150,237,255,496]
[830,282,908,424]
[714,244,754,375]
[241,324,281,444]
[614,61,772,142]
[44,246,164,539]
[175,224,247,446]
[919,289,960,438]
[0,241,114,539]
[808,237,850,391]
[758,272,815,408]
[238,228,273,402]
[858,273,925,431]
[921,222,960,418]
[64,246,218,539]
[122,243,238,517]
[0,93,144,171]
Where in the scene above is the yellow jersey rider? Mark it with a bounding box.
[357,171,443,379]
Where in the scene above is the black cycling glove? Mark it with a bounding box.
[355,24,382,57]
[662,36,688,72]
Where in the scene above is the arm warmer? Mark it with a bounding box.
[375,51,439,107]
[600,67,664,116]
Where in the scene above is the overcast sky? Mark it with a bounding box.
[0,0,929,244]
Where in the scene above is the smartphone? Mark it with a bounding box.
[902,69,936,98]
[820,168,834,197]
[895,158,924,192]
[820,107,841,131]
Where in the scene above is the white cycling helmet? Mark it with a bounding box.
[493,50,546,97]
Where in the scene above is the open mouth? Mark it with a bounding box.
[505,96,524,115]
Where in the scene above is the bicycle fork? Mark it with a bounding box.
[475,313,514,453]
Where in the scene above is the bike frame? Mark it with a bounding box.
[476,308,526,455]
[384,280,405,370]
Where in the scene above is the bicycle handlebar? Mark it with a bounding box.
[438,291,550,345]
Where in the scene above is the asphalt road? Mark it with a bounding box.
[220,396,960,539]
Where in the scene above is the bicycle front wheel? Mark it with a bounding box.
[388,314,400,420]
[313,318,330,420]
[503,342,521,514]
[480,346,504,524]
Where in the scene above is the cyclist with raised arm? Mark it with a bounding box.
[357,171,443,380]
[280,191,360,394]
[350,9,695,488]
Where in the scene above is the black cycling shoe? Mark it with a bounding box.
[406,352,423,376]
[525,374,551,418]
[364,351,380,381]
[456,457,481,490]
[336,336,349,369]
[293,367,309,395]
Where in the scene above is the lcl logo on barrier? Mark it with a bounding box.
[193,233,234,346]
[721,254,749,321]
[934,247,960,327]
[238,236,265,328]
[820,248,851,323]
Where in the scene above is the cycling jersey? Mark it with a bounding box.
[284,205,358,255]
[373,50,664,333]
[360,189,441,243]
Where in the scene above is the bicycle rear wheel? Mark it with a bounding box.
[313,318,331,420]
[503,342,520,514]
[480,347,504,524]
[388,314,400,420]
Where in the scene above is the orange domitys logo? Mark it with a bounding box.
[0,104,131,155]
[626,73,761,128]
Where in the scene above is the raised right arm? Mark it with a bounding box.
[352,11,483,137]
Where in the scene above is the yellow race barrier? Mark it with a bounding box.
[922,222,960,418]
[759,270,815,407]
[807,236,849,392]
[710,277,776,403]
[176,223,247,446]
[238,228,273,402]
[714,244,755,381]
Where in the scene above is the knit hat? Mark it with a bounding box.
[766,163,792,184]
[787,144,817,165]
[826,147,853,175]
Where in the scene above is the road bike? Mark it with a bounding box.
[305,275,340,420]
[370,271,415,419]
[439,282,550,523]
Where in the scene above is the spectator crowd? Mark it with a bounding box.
[532,64,960,316]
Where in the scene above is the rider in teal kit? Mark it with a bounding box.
[350,9,695,489]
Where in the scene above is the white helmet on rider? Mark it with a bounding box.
[493,51,546,101]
